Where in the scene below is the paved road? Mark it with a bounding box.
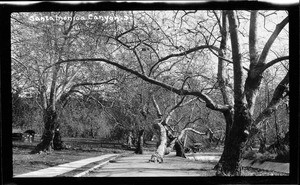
[85,152,217,177]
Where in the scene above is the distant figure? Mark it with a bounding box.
[24,130,36,143]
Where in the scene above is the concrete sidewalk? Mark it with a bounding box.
[14,154,118,177]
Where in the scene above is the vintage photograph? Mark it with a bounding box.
[6,2,295,183]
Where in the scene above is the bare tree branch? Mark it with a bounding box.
[59,78,117,104]
[12,57,28,71]
[149,45,219,76]
[143,42,160,60]
[183,116,203,129]
[56,68,81,101]
[115,26,137,39]
[253,71,289,127]
[257,16,289,64]
[181,76,191,90]
[249,10,258,64]
[178,128,206,141]
[49,64,60,110]
[56,58,231,112]
[213,10,222,32]
[153,59,183,79]
[246,71,289,146]
[217,11,234,108]
[132,48,145,74]
[168,96,186,115]
[227,10,245,105]
[151,95,163,118]
[245,13,288,115]
[260,56,289,73]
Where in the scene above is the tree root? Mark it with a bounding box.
[149,152,164,163]
[215,161,241,176]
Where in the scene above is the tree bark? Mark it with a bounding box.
[164,136,184,157]
[135,129,144,154]
[174,140,185,157]
[247,72,289,143]
[148,95,166,163]
[53,126,64,150]
[258,136,267,153]
[217,11,234,107]
[215,107,251,176]
[245,13,288,116]
[149,121,167,163]
[31,108,63,153]
[245,11,260,115]
[174,128,206,157]
[215,11,252,176]
[149,94,184,161]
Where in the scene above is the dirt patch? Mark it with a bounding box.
[242,167,288,176]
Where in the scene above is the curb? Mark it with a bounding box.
[73,155,119,177]
[185,153,221,162]
[186,155,220,162]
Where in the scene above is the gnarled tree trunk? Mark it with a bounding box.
[31,108,64,153]
[215,11,252,176]
[176,128,206,157]
[174,140,185,157]
[135,129,145,154]
[149,94,186,161]
[165,135,184,157]
[215,10,288,176]
[215,107,251,176]
[149,121,167,163]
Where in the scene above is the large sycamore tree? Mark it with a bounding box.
[214,10,289,175]
[11,12,118,153]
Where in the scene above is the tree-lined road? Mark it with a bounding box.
[13,151,288,178]
[11,9,290,176]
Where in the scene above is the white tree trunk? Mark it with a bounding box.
[149,121,167,163]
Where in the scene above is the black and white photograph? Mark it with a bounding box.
[1,1,299,184]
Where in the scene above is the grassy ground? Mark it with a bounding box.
[12,137,131,176]
[241,167,288,176]
[12,138,288,176]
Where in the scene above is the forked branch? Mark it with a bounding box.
[56,58,232,112]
